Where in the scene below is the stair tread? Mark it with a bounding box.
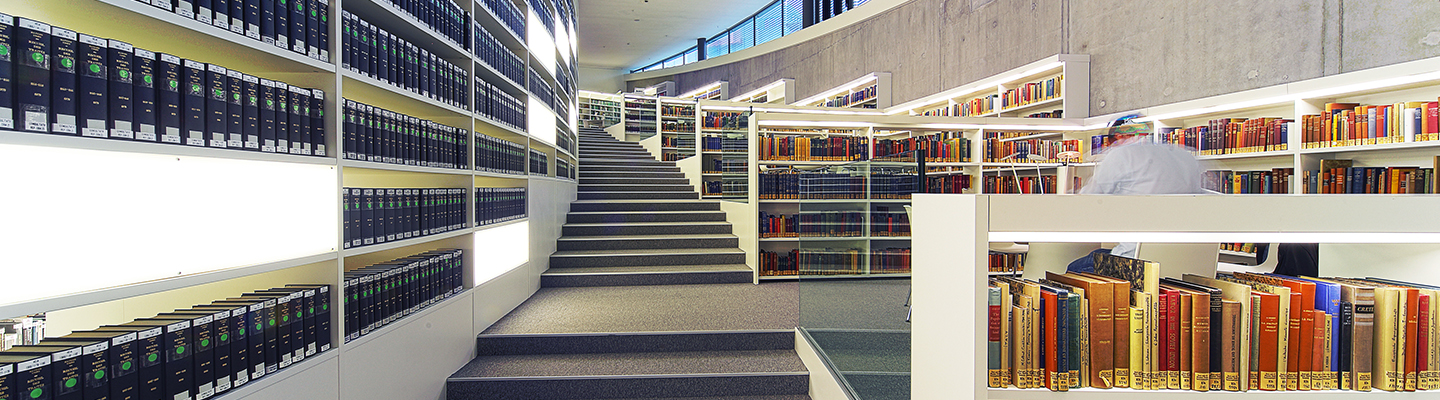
[551,248,744,257]
[564,396,810,400]
[566,211,724,216]
[563,221,731,227]
[558,234,736,241]
[451,350,806,379]
[570,199,717,203]
[544,265,752,274]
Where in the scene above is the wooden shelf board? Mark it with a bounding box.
[340,160,473,175]
[0,130,338,166]
[340,227,476,258]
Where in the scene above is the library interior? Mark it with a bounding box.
[3,0,1440,399]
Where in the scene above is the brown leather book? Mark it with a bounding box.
[1078,272,1131,388]
[1047,272,1115,388]
[1222,300,1243,391]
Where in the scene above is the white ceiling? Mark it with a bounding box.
[577,0,777,71]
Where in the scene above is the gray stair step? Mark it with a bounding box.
[578,184,694,192]
[576,191,698,200]
[474,330,794,356]
[562,221,733,236]
[580,159,676,167]
[549,248,745,268]
[578,152,657,158]
[579,171,687,179]
[562,396,810,400]
[557,234,738,250]
[581,164,679,170]
[447,372,807,400]
[569,200,721,212]
[579,177,692,185]
[565,211,727,224]
[542,265,754,287]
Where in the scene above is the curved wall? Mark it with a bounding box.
[625,0,1440,116]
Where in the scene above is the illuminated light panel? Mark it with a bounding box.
[0,144,337,307]
[527,10,557,76]
[1139,70,1440,123]
[989,232,1440,244]
[555,14,572,64]
[529,97,557,145]
[472,221,530,286]
[733,80,786,102]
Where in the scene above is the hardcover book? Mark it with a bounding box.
[0,353,50,400]
[157,53,182,144]
[76,33,107,138]
[90,325,163,400]
[132,48,157,141]
[108,40,134,140]
[35,338,111,400]
[16,18,51,133]
[0,14,15,130]
[181,59,207,147]
[49,26,77,136]
[5,344,83,400]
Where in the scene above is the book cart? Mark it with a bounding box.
[912,194,1440,399]
[0,1,578,399]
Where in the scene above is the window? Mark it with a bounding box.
[663,55,684,69]
[684,48,699,64]
[755,2,784,45]
[783,0,804,35]
[729,20,755,53]
[706,36,729,59]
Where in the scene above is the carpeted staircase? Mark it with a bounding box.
[446,128,811,400]
[540,128,752,287]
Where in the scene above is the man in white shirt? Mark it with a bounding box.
[1069,137,1205,267]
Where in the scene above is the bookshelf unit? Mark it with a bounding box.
[678,81,731,101]
[578,90,622,129]
[0,1,578,400]
[792,72,893,109]
[911,194,1440,399]
[622,94,660,140]
[659,98,699,161]
[889,54,1089,119]
[731,79,796,104]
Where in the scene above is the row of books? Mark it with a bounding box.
[759,171,865,200]
[344,249,464,343]
[475,79,526,131]
[1000,74,1063,110]
[1302,101,1440,148]
[342,188,470,249]
[474,133,526,175]
[1305,160,1435,194]
[135,0,331,62]
[1202,168,1295,194]
[662,120,696,133]
[472,18,524,85]
[871,173,919,199]
[1222,243,1260,254]
[624,98,656,110]
[377,0,470,48]
[988,251,1440,393]
[1161,118,1292,155]
[660,136,695,149]
[660,104,695,118]
[758,134,870,162]
[983,137,1084,163]
[704,158,747,174]
[342,99,469,169]
[871,210,910,237]
[874,134,972,162]
[527,68,556,115]
[341,13,469,110]
[927,173,973,194]
[701,135,747,153]
[557,129,575,156]
[0,284,331,400]
[982,175,1060,194]
[1,15,329,155]
[990,252,1024,273]
[477,0,525,38]
[1024,110,1064,119]
[1091,132,1148,154]
[758,247,912,276]
[475,187,526,226]
[529,149,548,175]
[688,88,722,101]
[821,85,878,108]
[758,211,866,238]
[702,111,745,130]
[924,95,995,117]
[0,316,44,351]
[556,158,575,180]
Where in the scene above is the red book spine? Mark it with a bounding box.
[1043,290,1061,390]
[1418,294,1431,391]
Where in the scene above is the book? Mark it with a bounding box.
[226,69,244,148]
[16,18,51,134]
[90,325,164,400]
[1130,291,1149,389]
[988,284,1005,388]
[5,344,83,400]
[48,331,140,400]
[157,53,183,144]
[76,33,107,138]
[187,304,250,389]
[1221,300,1244,391]
[108,39,134,140]
[1184,274,1254,391]
[0,353,50,400]
[0,14,14,130]
[1092,252,1160,296]
[1044,272,1118,388]
[150,313,216,399]
[133,48,157,142]
[49,25,77,135]
[205,63,228,149]
[181,59,207,147]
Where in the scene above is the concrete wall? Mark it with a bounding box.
[581,66,628,93]
[628,0,1440,116]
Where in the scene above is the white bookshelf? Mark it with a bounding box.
[1,1,578,400]
[732,79,796,105]
[888,54,1088,119]
[678,81,731,101]
[911,194,1440,399]
[792,72,893,109]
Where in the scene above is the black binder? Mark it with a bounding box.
[181,59,207,147]
[50,331,139,400]
[48,25,76,135]
[76,34,107,139]
[89,325,162,400]
[0,14,14,131]
[225,69,243,149]
[5,345,83,400]
[289,0,305,54]
[310,89,324,156]
[274,81,289,153]
[206,299,266,381]
[241,74,259,149]
[288,85,306,155]
[316,0,328,61]
[132,48,157,142]
[108,39,134,140]
[244,0,260,40]
[205,63,228,148]
[0,353,51,400]
[258,78,277,152]
[211,0,229,31]
[305,0,318,58]
[34,338,109,400]
[157,54,183,144]
[260,0,275,46]
[274,0,289,50]
[15,17,48,133]
[152,312,220,399]
[186,305,247,391]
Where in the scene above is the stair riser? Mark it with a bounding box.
[565,212,726,224]
[580,159,671,164]
[549,253,745,268]
[578,178,692,185]
[580,169,683,175]
[569,202,720,212]
[579,170,685,176]
[475,331,792,356]
[576,153,656,159]
[556,237,737,251]
[577,185,694,192]
[541,271,754,287]
[446,374,808,400]
[576,192,698,200]
[562,224,732,236]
